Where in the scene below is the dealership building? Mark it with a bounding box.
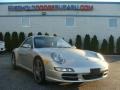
[0,1,120,43]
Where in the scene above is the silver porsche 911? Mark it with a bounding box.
[11,35,109,84]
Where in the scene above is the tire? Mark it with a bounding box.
[11,53,17,70]
[33,57,46,84]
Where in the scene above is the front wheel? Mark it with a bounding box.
[33,58,46,84]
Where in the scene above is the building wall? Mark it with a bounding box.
[0,2,120,43]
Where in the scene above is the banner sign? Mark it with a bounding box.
[8,4,93,11]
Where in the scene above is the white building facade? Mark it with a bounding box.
[0,1,120,42]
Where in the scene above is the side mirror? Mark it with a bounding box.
[22,44,31,48]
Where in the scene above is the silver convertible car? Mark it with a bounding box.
[11,35,109,84]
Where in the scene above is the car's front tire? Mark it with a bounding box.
[33,57,46,84]
[11,53,17,70]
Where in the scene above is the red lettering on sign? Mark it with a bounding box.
[80,5,93,11]
[35,5,54,11]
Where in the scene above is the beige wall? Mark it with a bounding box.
[0,2,120,44]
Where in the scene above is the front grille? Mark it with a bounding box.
[82,73,103,80]
[90,68,100,74]
[82,69,108,80]
[62,73,78,81]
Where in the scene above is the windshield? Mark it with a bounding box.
[34,37,71,48]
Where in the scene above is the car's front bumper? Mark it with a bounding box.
[46,69,108,83]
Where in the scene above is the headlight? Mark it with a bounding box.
[97,53,105,61]
[51,52,65,64]
[54,67,74,72]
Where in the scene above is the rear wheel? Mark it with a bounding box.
[33,58,46,84]
[11,54,17,70]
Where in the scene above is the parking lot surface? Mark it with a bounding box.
[0,54,120,90]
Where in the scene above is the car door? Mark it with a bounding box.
[17,39,29,65]
[20,37,34,69]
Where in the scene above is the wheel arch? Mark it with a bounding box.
[33,55,43,63]
[33,55,46,83]
[33,55,46,77]
[33,55,45,70]
[11,51,16,60]
[11,49,19,64]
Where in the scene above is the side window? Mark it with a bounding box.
[27,38,33,47]
[20,39,28,47]
[21,38,33,48]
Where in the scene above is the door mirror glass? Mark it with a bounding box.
[22,44,31,48]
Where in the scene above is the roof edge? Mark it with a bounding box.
[0,1,120,4]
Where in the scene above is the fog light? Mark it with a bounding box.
[54,67,74,72]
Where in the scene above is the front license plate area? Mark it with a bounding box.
[90,68,100,74]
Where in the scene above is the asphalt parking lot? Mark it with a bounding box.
[0,54,120,90]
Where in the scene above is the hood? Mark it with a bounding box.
[34,48,105,69]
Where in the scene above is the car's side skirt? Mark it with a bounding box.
[17,64,33,73]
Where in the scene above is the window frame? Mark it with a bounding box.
[109,18,117,28]
[21,17,31,27]
[66,16,75,27]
